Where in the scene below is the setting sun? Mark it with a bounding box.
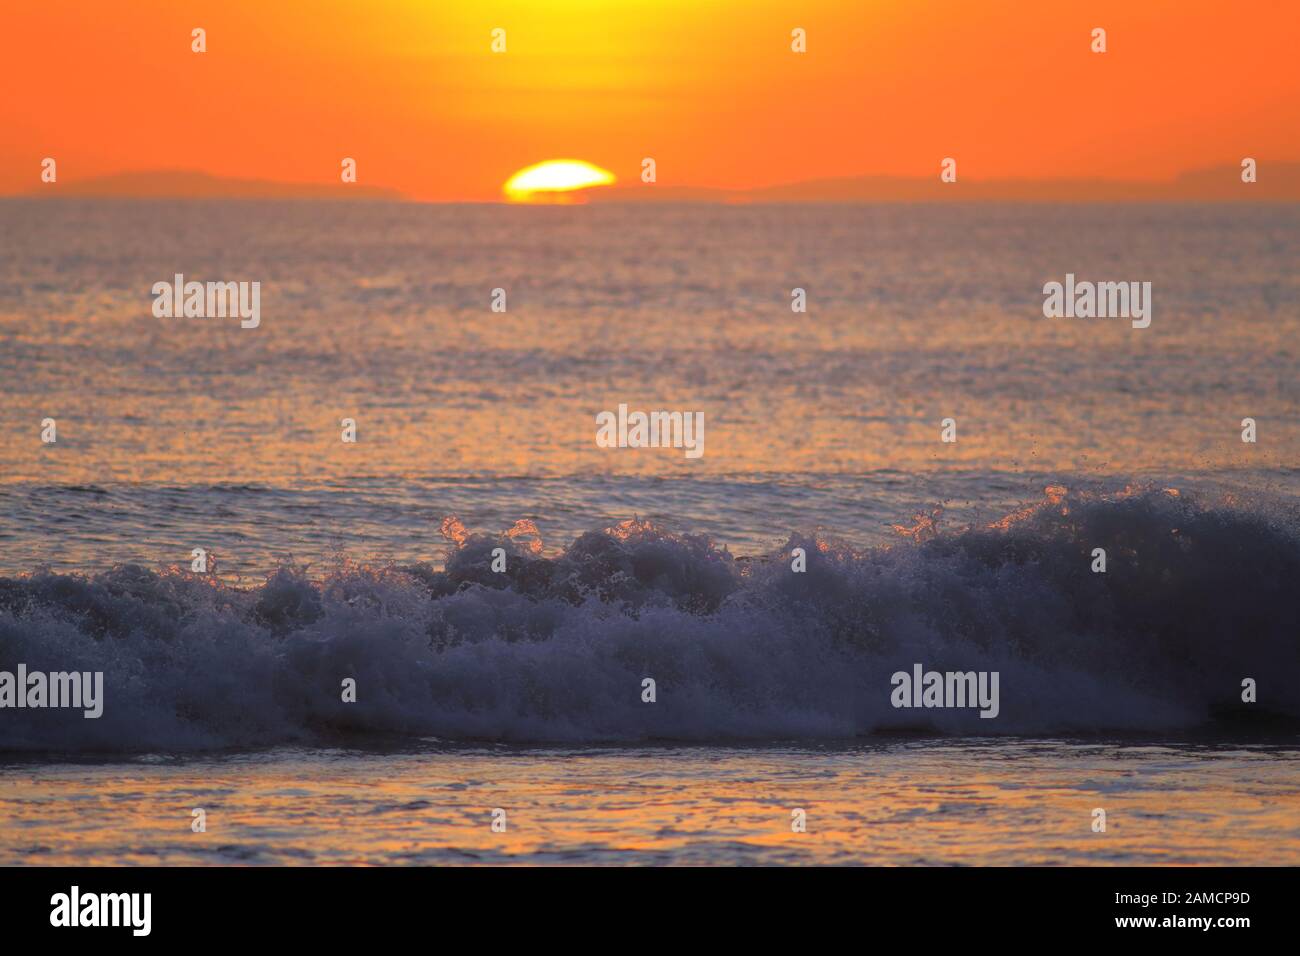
[503,159,616,202]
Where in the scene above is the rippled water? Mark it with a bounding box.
[2,201,1297,866]
[1,201,1297,576]
[3,741,1297,865]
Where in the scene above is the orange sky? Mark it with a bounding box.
[1,0,1297,201]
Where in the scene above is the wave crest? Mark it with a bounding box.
[1,485,1297,750]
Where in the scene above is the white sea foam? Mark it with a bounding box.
[0,486,1296,751]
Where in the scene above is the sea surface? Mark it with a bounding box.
[0,200,1297,864]
[3,741,1299,866]
[1,200,1297,576]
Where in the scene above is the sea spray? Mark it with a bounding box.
[0,486,1297,751]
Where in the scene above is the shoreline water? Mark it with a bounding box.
[4,739,1297,866]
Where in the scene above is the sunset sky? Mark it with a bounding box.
[2,0,1297,201]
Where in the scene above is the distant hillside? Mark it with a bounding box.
[29,169,404,200]
[593,163,1300,203]
[19,163,1300,204]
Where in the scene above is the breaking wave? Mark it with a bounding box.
[1,484,1298,751]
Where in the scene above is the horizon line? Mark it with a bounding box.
[9,161,1300,204]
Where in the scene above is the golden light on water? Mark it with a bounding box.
[503,159,615,202]
[7,747,1300,865]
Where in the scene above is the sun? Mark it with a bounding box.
[502,159,616,203]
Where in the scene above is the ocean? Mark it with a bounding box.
[1,200,1297,864]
